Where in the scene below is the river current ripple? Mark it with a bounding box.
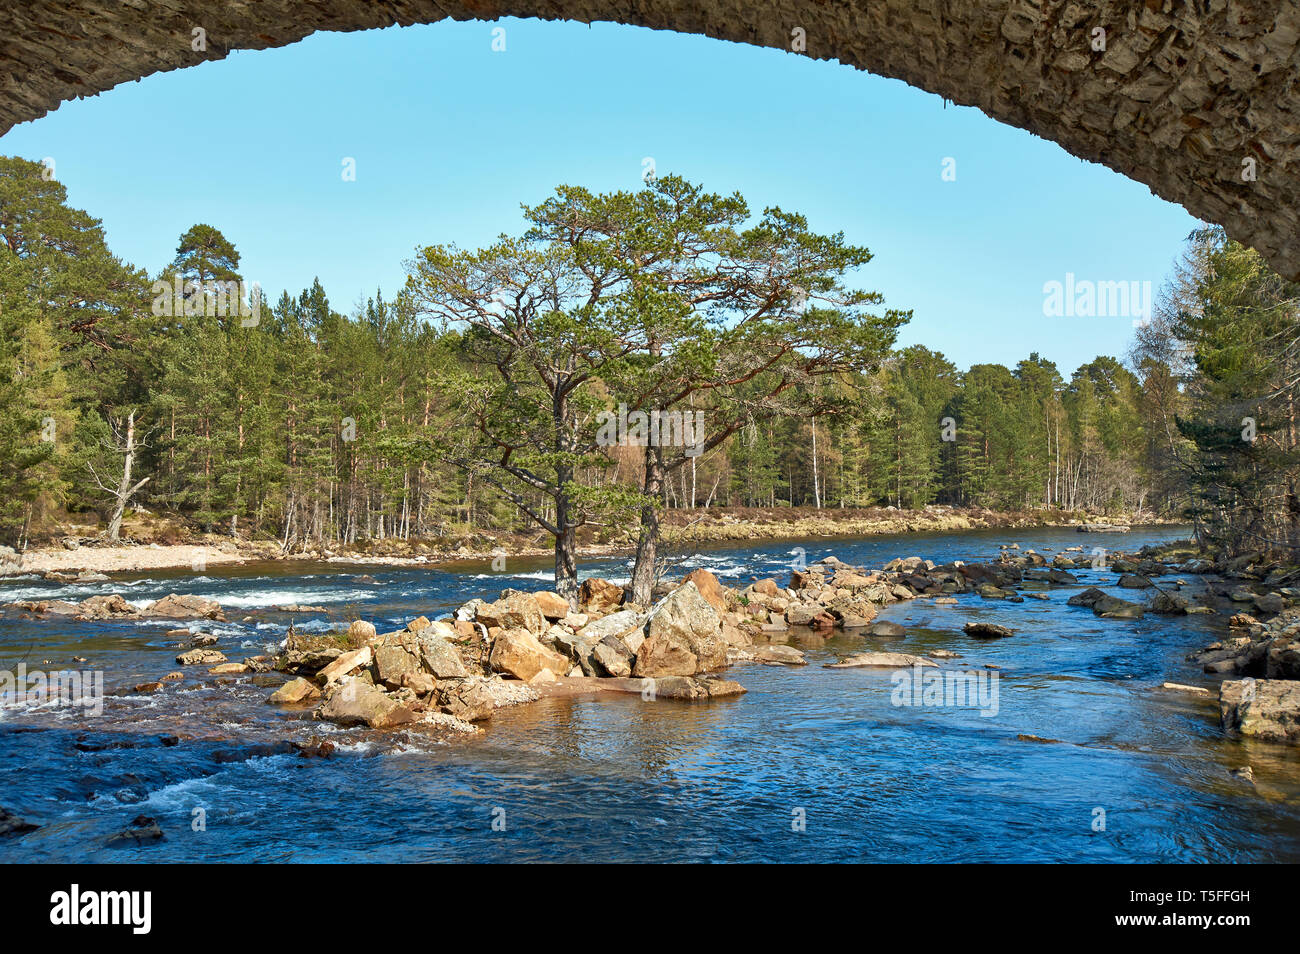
[1,525,1298,862]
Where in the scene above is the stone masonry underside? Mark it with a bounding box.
[0,1,1297,276]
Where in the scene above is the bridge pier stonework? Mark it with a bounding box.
[0,1,1296,276]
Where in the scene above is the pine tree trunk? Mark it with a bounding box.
[630,444,665,606]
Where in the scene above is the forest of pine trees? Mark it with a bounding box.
[1,156,1296,559]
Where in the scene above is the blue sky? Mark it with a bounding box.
[0,18,1200,374]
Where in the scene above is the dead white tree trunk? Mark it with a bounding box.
[88,410,151,542]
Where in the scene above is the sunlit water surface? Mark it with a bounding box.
[2,525,1298,862]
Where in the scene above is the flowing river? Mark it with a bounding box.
[2,525,1299,863]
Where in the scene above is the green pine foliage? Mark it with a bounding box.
[2,157,1294,560]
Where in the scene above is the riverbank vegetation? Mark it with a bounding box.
[1,155,1296,587]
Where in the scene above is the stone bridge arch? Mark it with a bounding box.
[1,1,1297,276]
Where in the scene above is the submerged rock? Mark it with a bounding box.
[1093,595,1145,619]
[105,815,164,847]
[963,622,1014,639]
[753,645,807,666]
[613,675,746,700]
[0,808,39,838]
[825,652,935,669]
[867,621,906,637]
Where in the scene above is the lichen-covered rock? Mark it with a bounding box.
[591,636,635,677]
[1220,679,1300,743]
[416,631,469,678]
[76,594,141,619]
[477,590,546,635]
[373,642,420,689]
[576,609,646,643]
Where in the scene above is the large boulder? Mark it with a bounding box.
[416,631,469,678]
[786,603,821,626]
[579,577,625,615]
[1220,679,1300,743]
[147,593,223,620]
[591,637,635,677]
[318,680,418,729]
[436,681,495,721]
[373,641,421,689]
[633,581,726,678]
[489,628,570,681]
[532,590,571,620]
[477,590,546,635]
[1267,639,1300,680]
[268,677,320,705]
[1255,592,1285,616]
[348,620,377,642]
[683,568,728,613]
[1149,590,1191,614]
[831,569,876,589]
[576,609,647,643]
